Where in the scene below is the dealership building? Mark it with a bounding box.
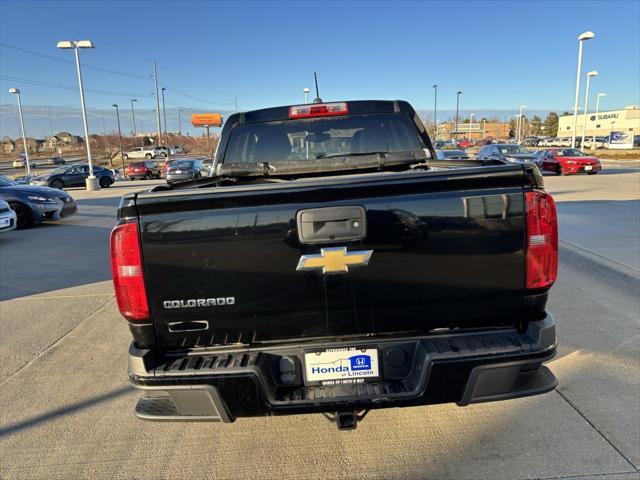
[557,105,640,138]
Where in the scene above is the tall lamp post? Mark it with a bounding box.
[592,92,606,149]
[455,91,462,141]
[161,87,168,146]
[581,70,599,147]
[303,87,310,104]
[112,104,125,174]
[57,39,98,190]
[178,109,183,135]
[469,113,475,140]
[517,105,527,143]
[8,88,31,175]
[432,84,438,139]
[130,98,138,136]
[571,31,595,148]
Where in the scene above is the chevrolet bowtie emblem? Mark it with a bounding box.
[296,247,373,274]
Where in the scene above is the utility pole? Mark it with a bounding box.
[178,109,183,135]
[153,62,162,146]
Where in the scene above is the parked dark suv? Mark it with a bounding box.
[126,161,162,180]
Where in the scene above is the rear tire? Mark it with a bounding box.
[145,154,152,159]
[130,177,135,181]
[50,179,64,189]
[556,165,564,176]
[99,176,111,188]
[588,170,598,175]
[10,203,33,229]
[123,154,128,160]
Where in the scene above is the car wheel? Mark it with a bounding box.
[587,170,598,175]
[145,154,152,159]
[99,176,111,188]
[51,179,64,189]
[10,203,33,230]
[556,165,564,176]
[130,177,135,181]
[145,173,151,180]
[123,154,128,160]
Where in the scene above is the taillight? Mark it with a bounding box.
[110,221,149,321]
[289,102,348,119]
[525,191,558,289]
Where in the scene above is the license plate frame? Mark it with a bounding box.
[584,165,593,171]
[303,347,380,386]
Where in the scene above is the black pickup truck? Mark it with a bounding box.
[111,100,558,430]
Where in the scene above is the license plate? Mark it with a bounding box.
[175,170,182,174]
[585,165,593,171]
[304,347,379,384]
[0,218,9,227]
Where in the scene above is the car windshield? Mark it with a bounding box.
[0,175,17,187]
[129,162,145,167]
[171,160,194,168]
[443,150,467,158]
[50,166,70,174]
[497,145,529,154]
[223,113,424,164]
[557,148,585,157]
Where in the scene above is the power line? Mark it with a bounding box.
[0,43,152,81]
[159,81,235,107]
[0,75,153,97]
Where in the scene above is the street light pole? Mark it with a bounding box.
[571,31,595,148]
[112,104,125,174]
[130,98,138,136]
[592,92,606,149]
[581,70,599,147]
[178,109,183,135]
[469,113,475,140]
[8,88,31,175]
[303,87,310,104]
[153,62,162,147]
[161,87,170,161]
[517,105,527,143]
[57,40,98,190]
[432,84,438,139]
[455,91,462,142]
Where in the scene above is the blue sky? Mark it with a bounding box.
[1,0,639,138]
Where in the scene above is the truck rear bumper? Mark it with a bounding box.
[129,314,557,423]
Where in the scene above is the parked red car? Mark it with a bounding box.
[126,161,161,180]
[537,148,601,175]
[458,139,473,148]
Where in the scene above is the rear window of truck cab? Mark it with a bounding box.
[223,114,425,164]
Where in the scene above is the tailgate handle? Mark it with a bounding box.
[296,206,366,244]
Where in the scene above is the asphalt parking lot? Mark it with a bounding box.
[1,162,639,480]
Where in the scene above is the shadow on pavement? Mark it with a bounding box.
[0,385,134,437]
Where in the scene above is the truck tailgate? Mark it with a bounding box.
[135,166,530,349]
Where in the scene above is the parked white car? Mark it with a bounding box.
[123,146,168,160]
[12,157,36,168]
[0,199,17,235]
[169,145,184,155]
